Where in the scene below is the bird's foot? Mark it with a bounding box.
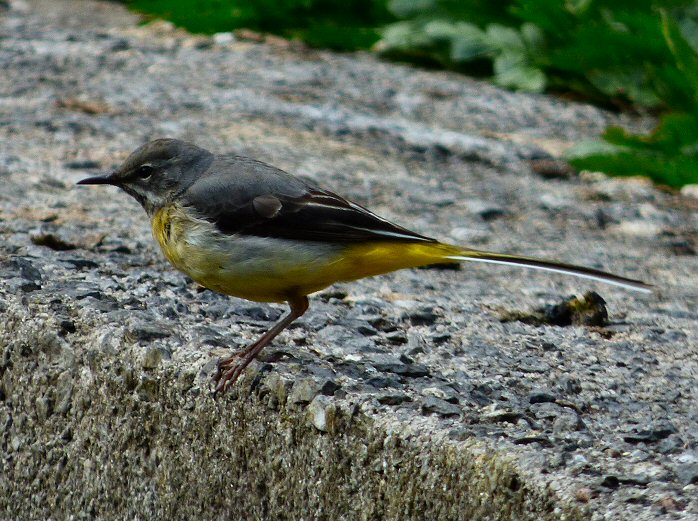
[211,297,308,398]
[212,349,258,397]
[213,355,242,397]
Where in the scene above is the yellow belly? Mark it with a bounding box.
[151,205,459,303]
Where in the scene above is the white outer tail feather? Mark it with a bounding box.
[445,254,652,293]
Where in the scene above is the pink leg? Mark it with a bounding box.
[213,296,309,397]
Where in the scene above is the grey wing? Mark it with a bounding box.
[181,155,436,243]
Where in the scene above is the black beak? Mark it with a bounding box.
[76,172,118,186]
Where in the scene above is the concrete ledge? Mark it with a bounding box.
[1,301,582,520]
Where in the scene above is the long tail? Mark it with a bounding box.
[442,246,652,293]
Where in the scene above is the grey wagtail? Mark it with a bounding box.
[78,138,651,395]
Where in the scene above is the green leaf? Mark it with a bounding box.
[520,22,545,53]
[601,126,653,149]
[676,13,698,54]
[450,23,491,62]
[661,10,698,104]
[381,21,433,50]
[602,114,698,153]
[570,150,698,188]
[569,110,698,188]
[566,139,622,159]
[650,64,696,112]
[644,112,698,152]
[493,52,546,91]
[486,24,525,51]
[423,20,463,41]
[587,69,660,106]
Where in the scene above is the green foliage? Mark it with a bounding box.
[380,9,548,92]
[381,1,698,187]
[126,0,394,50]
[380,0,698,104]
[569,13,698,188]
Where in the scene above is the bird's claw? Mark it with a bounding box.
[212,352,251,397]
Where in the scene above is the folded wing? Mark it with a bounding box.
[182,155,436,243]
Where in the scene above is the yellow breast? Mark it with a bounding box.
[151,205,187,273]
[150,205,349,302]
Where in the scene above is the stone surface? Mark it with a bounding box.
[1,0,697,519]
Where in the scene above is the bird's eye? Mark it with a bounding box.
[136,165,154,179]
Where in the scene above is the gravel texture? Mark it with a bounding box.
[1,0,697,519]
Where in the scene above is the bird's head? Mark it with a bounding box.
[77,138,213,215]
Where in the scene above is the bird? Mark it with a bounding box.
[77,138,651,395]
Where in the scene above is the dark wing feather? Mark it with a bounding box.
[181,155,436,244]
